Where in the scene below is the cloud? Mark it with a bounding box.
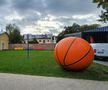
[20,14,100,35]
[12,0,47,14]
[45,0,99,15]
[4,11,24,21]
[11,0,99,16]
[0,0,7,6]
[0,0,106,35]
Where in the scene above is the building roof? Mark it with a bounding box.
[64,32,82,37]
[24,34,52,40]
[84,26,108,32]
[0,32,9,37]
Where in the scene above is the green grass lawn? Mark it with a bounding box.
[0,50,108,81]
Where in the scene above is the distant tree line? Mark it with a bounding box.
[57,23,100,42]
[5,23,101,44]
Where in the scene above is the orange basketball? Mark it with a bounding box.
[54,37,94,71]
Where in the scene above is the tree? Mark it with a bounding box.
[80,24,101,32]
[56,23,100,42]
[57,23,80,42]
[56,31,65,42]
[6,24,23,44]
[28,38,39,44]
[64,23,80,34]
[93,0,108,22]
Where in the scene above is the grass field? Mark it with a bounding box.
[0,50,108,81]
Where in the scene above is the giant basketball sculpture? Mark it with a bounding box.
[54,37,94,71]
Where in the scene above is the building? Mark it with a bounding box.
[23,34,56,44]
[0,32,9,50]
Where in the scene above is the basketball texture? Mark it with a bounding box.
[54,37,94,71]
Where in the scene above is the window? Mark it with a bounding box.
[106,33,108,43]
[92,32,107,43]
[43,40,45,43]
[83,32,108,43]
[39,40,41,42]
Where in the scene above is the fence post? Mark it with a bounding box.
[27,34,29,59]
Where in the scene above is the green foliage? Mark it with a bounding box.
[93,0,108,22]
[6,24,15,35]
[57,23,100,42]
[56,31,65,42]
[80,24,101,32]
[6,24,23,44]
[64,23,80,33]
[28,38,39,44]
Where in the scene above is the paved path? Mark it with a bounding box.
[94,60,108,66]
[0,73,108,90]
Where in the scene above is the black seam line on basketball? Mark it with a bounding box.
[56,44,62,65]
[64,46,92,67]
[63,38,77,66]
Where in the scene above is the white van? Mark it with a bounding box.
[91,43,108,60]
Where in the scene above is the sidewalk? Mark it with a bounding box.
[0,73,108,90]
[94,60,108,67]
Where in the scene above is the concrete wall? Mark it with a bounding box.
[9,43,56,50]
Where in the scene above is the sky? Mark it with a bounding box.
[0,0,107,35]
